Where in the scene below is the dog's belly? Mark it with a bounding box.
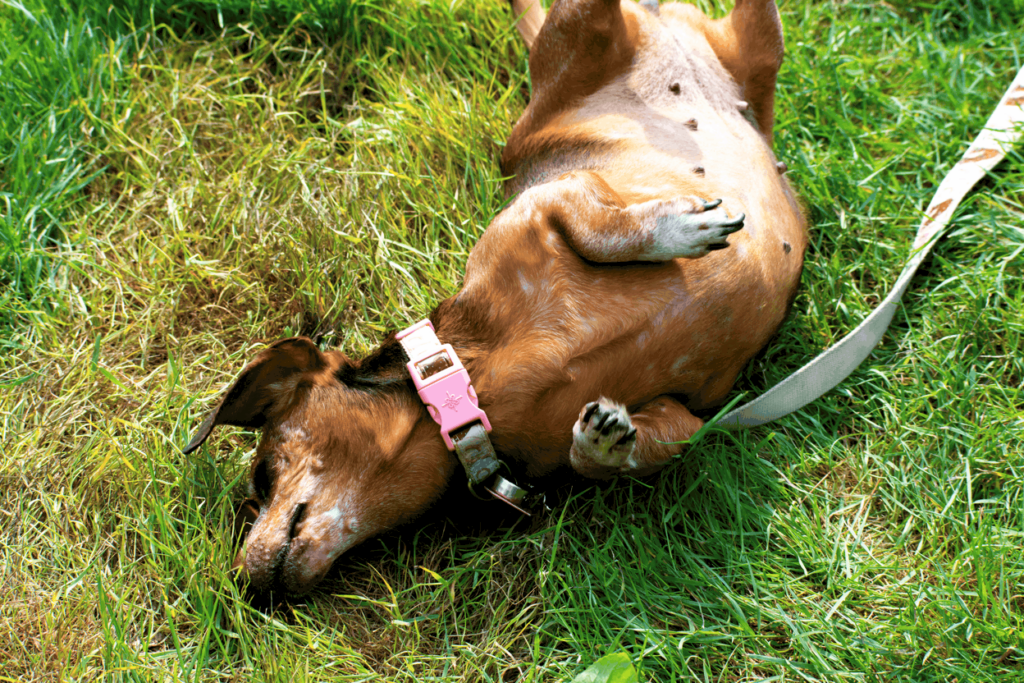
[505,6,765,196]
[503,9,805,292]
[466,3,807,473]
[460,220,785,474]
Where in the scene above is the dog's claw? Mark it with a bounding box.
[702,198,723,211]
[721,212,745,232]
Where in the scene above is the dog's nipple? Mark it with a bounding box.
[692,166,705,177]
[684,118,698,131]
[776,161,788,175]
[669,82,681,95]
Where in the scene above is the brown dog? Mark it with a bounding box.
[184,0,806,595]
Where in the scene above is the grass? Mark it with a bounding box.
[0,0,132,315]
[1,0,1023,680]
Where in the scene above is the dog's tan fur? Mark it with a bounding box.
[185,0,806,595]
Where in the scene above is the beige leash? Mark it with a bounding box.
[718,66,1024,428]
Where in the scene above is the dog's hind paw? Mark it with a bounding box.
[570,398,637,473]
[632,196,745,260]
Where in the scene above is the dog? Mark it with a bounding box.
[183,0,807,595]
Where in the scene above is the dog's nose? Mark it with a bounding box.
[234,500,310,594]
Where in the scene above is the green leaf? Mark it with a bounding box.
[571,652,638,683]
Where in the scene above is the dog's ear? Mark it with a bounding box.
[183,337,327,454]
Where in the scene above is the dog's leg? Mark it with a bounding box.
[661,0,785,144]
[502,0,638,175]
[522,170,744,262]
[510,0,545,50]
[714,0,785,144]
[570,395,702,478]
[523,0,636,123]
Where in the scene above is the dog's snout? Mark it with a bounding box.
[235,501,309,595]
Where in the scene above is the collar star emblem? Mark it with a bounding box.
[442,391,462,412]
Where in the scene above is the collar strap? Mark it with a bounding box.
[396,320,500,485]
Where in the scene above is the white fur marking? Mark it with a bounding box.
[519,270,534,295]
[671,356,691,375]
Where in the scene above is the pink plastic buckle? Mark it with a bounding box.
[397,321,492,450]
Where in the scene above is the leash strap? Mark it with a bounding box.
[718,67,1024,429]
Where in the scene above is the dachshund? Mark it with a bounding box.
[184,0,806,595]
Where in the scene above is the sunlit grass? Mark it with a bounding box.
[2,0,1023,680]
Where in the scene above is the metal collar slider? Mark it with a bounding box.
[483,474,537,516]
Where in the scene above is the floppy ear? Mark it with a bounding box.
[182,337,327,454]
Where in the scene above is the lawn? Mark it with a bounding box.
[2,0,1023,680]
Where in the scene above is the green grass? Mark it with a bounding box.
[0,0,131,314]
[2,0,1023,680]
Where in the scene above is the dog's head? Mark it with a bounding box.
[184,337,454,595]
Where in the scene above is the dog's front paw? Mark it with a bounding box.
[570,398,637,472]
[638,197,745,260]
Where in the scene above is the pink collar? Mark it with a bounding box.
[396,320,497,482]
[396,320,535,514]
